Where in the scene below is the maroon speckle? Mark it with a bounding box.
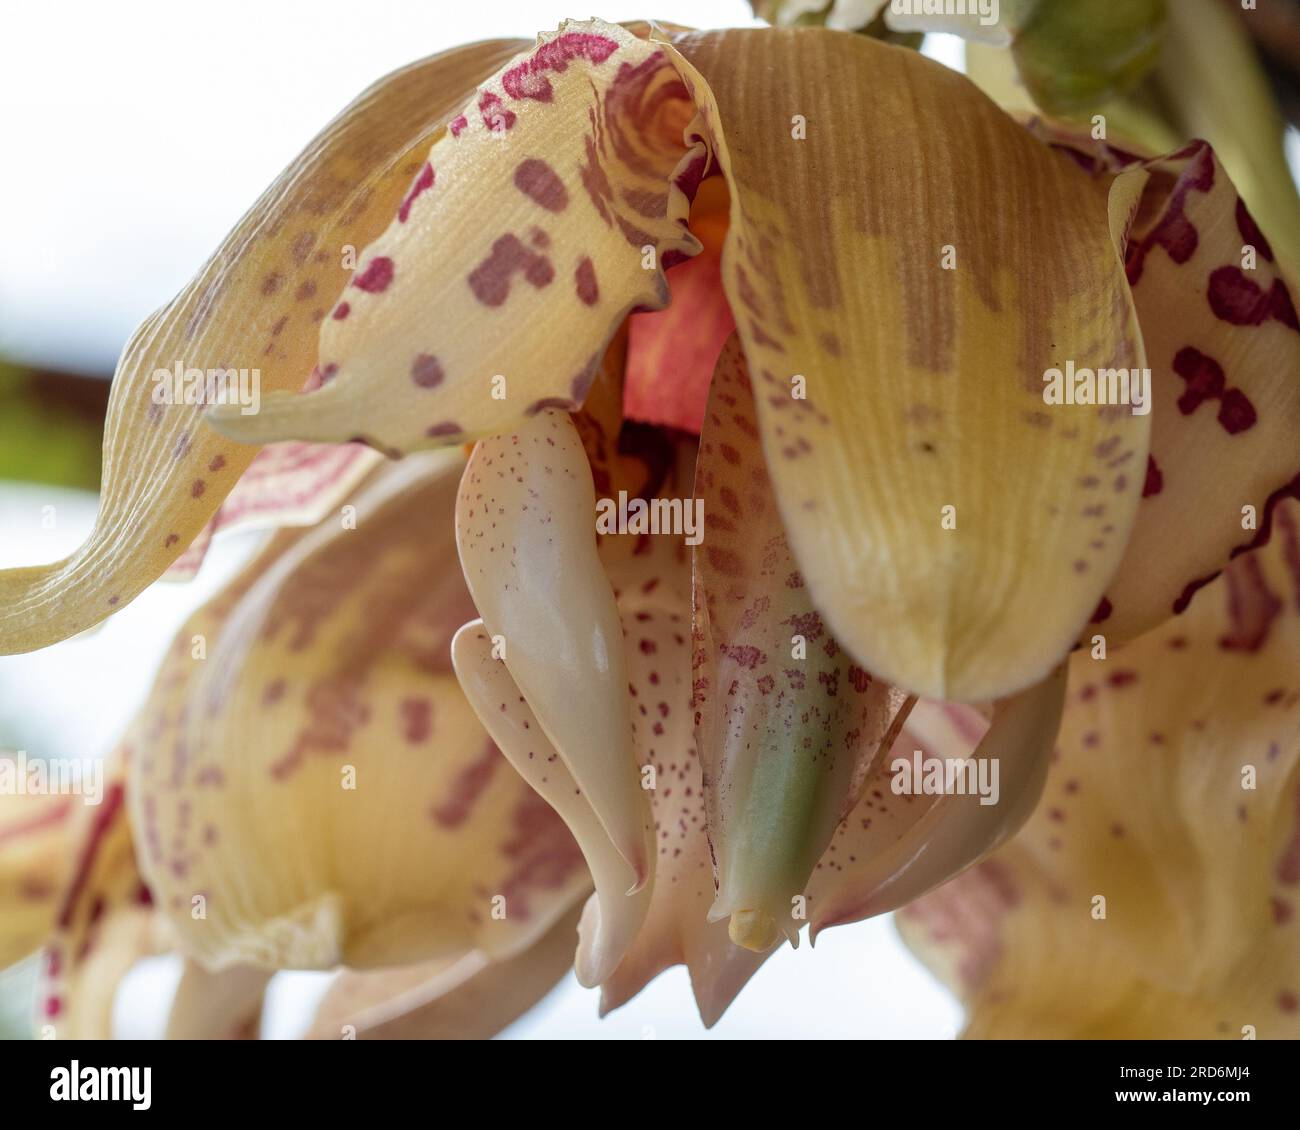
[410,354,445,389]
[1235,197,1274,262]
[501,32,619,104]
[401,698,432,744]
[398,162,435,223]
[1208,265,1298,332]
[513,158,569,212]
[575,256,598,305]
[1142,455,1163,498]
[331,302,350,321]
[1172,345,1256,434]
[467,234,554,306]
[449,114,468,137]
[191,480,206,498]
[478,91,516,132]
[352,256,395,294]
[431,741,498,827]
[1125,143,1213,285]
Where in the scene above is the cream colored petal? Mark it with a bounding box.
[0,37,524,654]
[452,620,644,987]
[0,789,76,969]
[210,19,703,453]
[901,499,1300,1037]
[662,27,1148,702]
[807,666,1067,938]
[455,409,653,890]
[128,452,587,972]
[693,337,912,952]
[163,442,383,581]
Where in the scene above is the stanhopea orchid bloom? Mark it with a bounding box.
[1,13,1298,1039]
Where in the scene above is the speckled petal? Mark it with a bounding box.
[128,452,587,972]
[452,620,646,987]
[456,409,653,890]
[599,518,774,1027]
[209,19,704,453]
[163,442,383,581]
[1046,134,1300,644]
[900,499,1300,1038]
[38,753,162,1039]
[692,337,913,951]
[0,38,523,654]
[664,27,1148,702]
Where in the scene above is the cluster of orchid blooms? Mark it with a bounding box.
[1,3,1298,1038]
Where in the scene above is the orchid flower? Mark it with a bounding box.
[1,13,1297,1039]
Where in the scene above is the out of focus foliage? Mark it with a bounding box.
[0,363,104,490]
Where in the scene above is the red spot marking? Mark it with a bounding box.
[1171,346,1256,434]
[401,698,432,744]
[721,645,764,670]
[478,91,516,132]
[45,996,62,1019]
[1208,266,1299,332]
[352,256,395,294]
[1142,455,1163,498]
[513,158,568,212]
[398,162,435,223]
[1090,596,1113,623]
[190,479,206,498]
[331,302,350,321]
[449,114,468,137]
[426,421,462,438]
[208,454,226,473]
[501,32,619,104]
[1235,197,1274,263]
[706,546,744,577]
[270,679,370,780]
[1106,670,1137,688]
[410,354,445,389]
[262,678,287,706]
[164,533,179,548]
[1125,144,1213,285]
[260,273,283,296]
[430,741,499,827]
[575,256,598,305]
[55,782,125,929]
[1280,991,1298,1014]
[467,234,554,306]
